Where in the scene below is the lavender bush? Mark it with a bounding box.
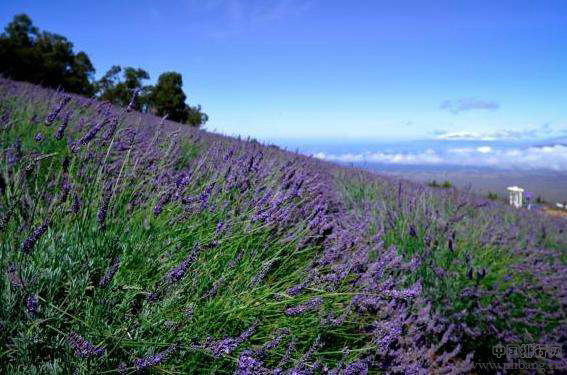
[0,78,566,373]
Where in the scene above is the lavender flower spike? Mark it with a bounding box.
[68,332,105,358]
[45,96,71,126]
[235,350,267,375]
[72,193,82,213]
[72,117,109,152]
[21,220,50,254]
[26,294,39,315]
[204,321,258,358]
[133,343,177,371]
[55,110,71,140]
[99,256,120,288]
[285,296,323,316]
[166,248,199,284]
[97,187,112,228]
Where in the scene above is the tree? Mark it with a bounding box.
[149,72,208,126]
[96,66,151,111]
[0,14,95,96]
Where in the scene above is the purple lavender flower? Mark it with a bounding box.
[288,335,322,374]
[344,359,369,375]
[21,220,50,254]
[59,176,71,203]
[55,111,71,140]
[45,96,71,126]
[256,328,289,358]
[102,115,119,141]
[34,132,44,142]
[26,294,39,315]
[384,283,422,300]
[215,221,224,235]
[274,337,296,372]
[97,187,112,228]
[228,251,243,268]
[285,297,323,316]
[73,117,109,152]
[99,256,120,288]
[251,259,275,286]
[166,248,199,284]
[235,350,266,375]
[286,272,315,296]
[68,332,105,358]
[72,193,81,213]
[203,321,258,358]
[153,190,172,217]
[204,276,225,299]
[133,343,177,371]
[7,139,22,166]
[373,320,402,354]
[117,362,128,374]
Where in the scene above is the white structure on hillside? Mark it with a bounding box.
[507,186,524,208]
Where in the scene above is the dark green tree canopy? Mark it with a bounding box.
[149,72,208,127]
[0,14,95,96]
[97,66,151,111]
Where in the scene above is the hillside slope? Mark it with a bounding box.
[1,79,566,374]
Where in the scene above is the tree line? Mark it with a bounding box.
[0,14,207,126]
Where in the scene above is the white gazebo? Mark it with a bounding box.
[507,186,524,208]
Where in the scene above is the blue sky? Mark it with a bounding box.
[1,0,567,142]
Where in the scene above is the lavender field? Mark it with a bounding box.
[0,79,566,373]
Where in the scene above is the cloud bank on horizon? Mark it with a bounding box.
[433,122,558,141]
[313,144,567,171]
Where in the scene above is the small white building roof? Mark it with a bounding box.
[507,186,524,192]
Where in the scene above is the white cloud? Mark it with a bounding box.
[311,144,567,171]
[437,131,499,141]
[435,124,556,141]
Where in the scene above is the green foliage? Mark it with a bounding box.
[487,192,498,200]
[149,72,208,126]
[96,65,151,111]
[427,179,452,189]
[0,14,95,96]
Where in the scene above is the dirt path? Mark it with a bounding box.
[543,206,567,219]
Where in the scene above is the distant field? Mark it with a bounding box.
[363,164,567,204]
